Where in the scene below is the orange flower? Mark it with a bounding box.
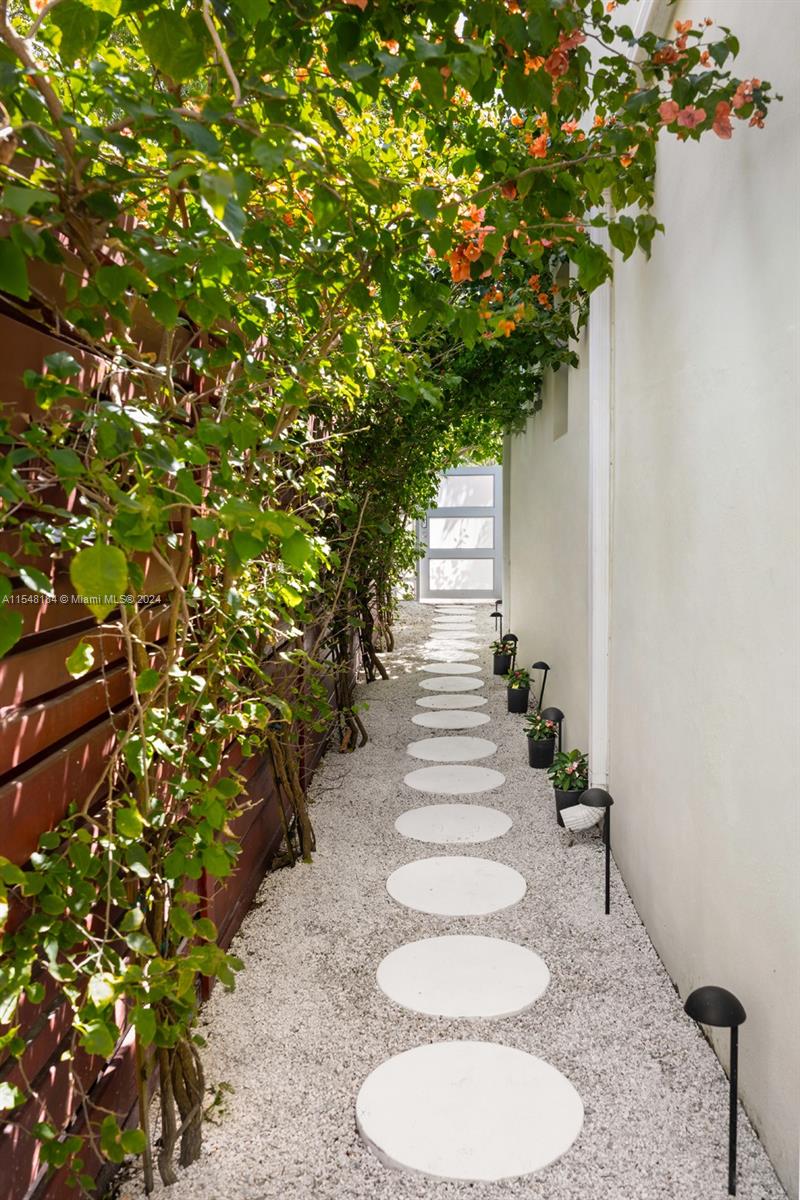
[510,114,525,127]
[606,0,617,9]
[732,78,760,110]
[528,131,548,158]
[658,99,680,123]
[528,273,540,289]
[282,213,295,226]
[653,45,680,65]
[498,318,516,337]
[448,248,472,282]
[712,100,732,139]
[676,104,706,129]
[749,109,766,128]
[674,19,692,33]
[384,39,400,53]
[535,113,549,128]
[500,180,518,199]
[593,113,605,128]
[561,120,579,134]
[537,292,551,308]
[524,52,544,74]
[295,67,309,82]
[699,49,710,65]
[544,48,570,78]
[507,0,521,11]
[344,0,367,8]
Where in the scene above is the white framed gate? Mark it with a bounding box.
[418,465,502,601]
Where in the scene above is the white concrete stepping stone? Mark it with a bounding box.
[403,765,504,794]
[406,736,496,762]
[395,803,510,844]
[419,676,484,692]
[412,710,491,730]
[356,1041,583,1182]
[376,935,549,1018]
[416,693,487,709]
[426,651,479,663]
[425,641,480,651]
[419,663,480,675]
[429,631,479,640]
[432,622,477,630]
[386,856,525,916]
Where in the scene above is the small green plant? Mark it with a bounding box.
[548,749,589,792]
[504,667,530,689]
[491,638,516,654]
[524,711,558,741]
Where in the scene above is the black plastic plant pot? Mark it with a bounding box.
[528,737,556,768]
[555,787,581,827]
[507,686,529,714]
[493,652,512,676]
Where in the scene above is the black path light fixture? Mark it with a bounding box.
[540,706,564,753]
[531,661,550,710]
[683,986,747,1196]
[490,600,503,638]
[577,787,614,914]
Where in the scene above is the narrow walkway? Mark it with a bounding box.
[130,603,784,1200]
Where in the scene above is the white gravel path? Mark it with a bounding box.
[127,602,786,1200]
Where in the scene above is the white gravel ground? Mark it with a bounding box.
[127,602,786,1200]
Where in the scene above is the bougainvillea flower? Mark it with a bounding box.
[344,0,367,8]
[524,52,544,74]
[500,180,518,199]
[561,120,579,134]
[674,19,692,33]
[544,48,570,78]
[712,100,733,139]
[528,131,548,157]
[676,104,707,128]
[658,99,681,123]
[498,318,516,336]
[510,113,525,127]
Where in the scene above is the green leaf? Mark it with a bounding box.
[0,610,23,658]
[1,186,57,216]
[125,930,157,956]
[80,1019,117,1059]
[135,668,160,694]
[608,217,637,261]
[45,351,80,378]
[147,291,179,328]
[0,1082,25,1113]
[120,1128,147,1155]
[410,187,439,221]
[115,806,144,839]
[201,841,232,879]
[52,0,101,64]
[280,531,314,571]
[87,973,116,1007]
[17,563,54,597]
[66,639,95,679]
[130,1005,156,1046]
[0,239,29,301]
[139,10,209,82]
[69,544,128,621]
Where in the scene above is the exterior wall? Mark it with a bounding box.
[505,335,590,749]
[504,2,800,1194]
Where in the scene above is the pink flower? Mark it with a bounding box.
[566,763,576,774]
[712,100,732,140]
[676,104,707,129]
[658,99,680,124]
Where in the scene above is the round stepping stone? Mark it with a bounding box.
[407,736,496,762]
[387,856,525,916]
[395,803,510,845]
[356,1042,583,1182]
[419,663,480,675]
[412,710,491,730]
[403,765,504,794]
[426,651,479,663]
[432,622,477,630]
[425,641,480,651]
[417,693,487,709]
[429,631,479,640]
[376,935,549,1017]
[419,676,484,692]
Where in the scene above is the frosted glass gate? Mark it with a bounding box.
[418,465,502,601]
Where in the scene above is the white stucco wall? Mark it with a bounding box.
[504,1,800,1193]
[609,2,800,1193]
[505,338,590,751]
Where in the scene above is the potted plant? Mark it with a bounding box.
[491,637,516,676]
[547,749,589,826]
[524,710,557,768]
[504,667,530,713]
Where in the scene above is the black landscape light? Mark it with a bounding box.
[490,602,503,638]
[684,986,747,1196]
[540,706,564,753]
[531,661,550,709]
[578,788,614,914]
